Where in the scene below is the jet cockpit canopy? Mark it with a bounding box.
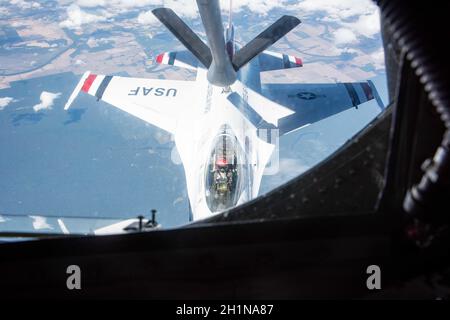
[205,126,246,212]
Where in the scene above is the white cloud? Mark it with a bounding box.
[164,0,199,18]
[86,37,97,47]
[103,0,160,8]
[221,0,288,16]
[33,91,61,112]
[0,7,9,15]
[137,10,161,26]
[86,37,110,47]
[0,215,9,223]
[342,48,359,54]
[70,0,290,20]
[297,0,380,43]
[29,215,53,230]
[74,0,166,12]
[0,97,14,111]
[296,0,375,20]
[75,59,86,65]
[59,4,107,29]
[11,0,41,9]
[333,28,357,45]
[342,11,380,38]
[59,0,379,27]
[76,0,106,7]
[369,47,385,70]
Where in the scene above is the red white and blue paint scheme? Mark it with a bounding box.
[65,0,384,223]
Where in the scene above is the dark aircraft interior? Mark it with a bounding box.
[0,0,449,299]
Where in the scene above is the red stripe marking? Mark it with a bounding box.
[295,57,303,66]
[81,74,97,93]
[217,158,227,166]
[360,82,374,100]
[156,53,164,64]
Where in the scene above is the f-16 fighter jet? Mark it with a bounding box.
[65,0,384,221]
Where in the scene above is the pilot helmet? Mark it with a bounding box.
[216,157,227,167]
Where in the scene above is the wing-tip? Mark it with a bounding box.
[64,71,91,110]
[282,15,301,26]
[152,7,174,16]
[367,80,385,110]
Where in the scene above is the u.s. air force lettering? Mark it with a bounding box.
[128,87,177,97]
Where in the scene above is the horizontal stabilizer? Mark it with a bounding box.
[152,8,212,68]
[232,15,301,71]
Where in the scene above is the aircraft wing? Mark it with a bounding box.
[261,81,384,135]
[65,71,197,134]
[258,50,303,72]
[154,50,198,70]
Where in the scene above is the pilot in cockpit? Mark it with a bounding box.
[214,157,234,195]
